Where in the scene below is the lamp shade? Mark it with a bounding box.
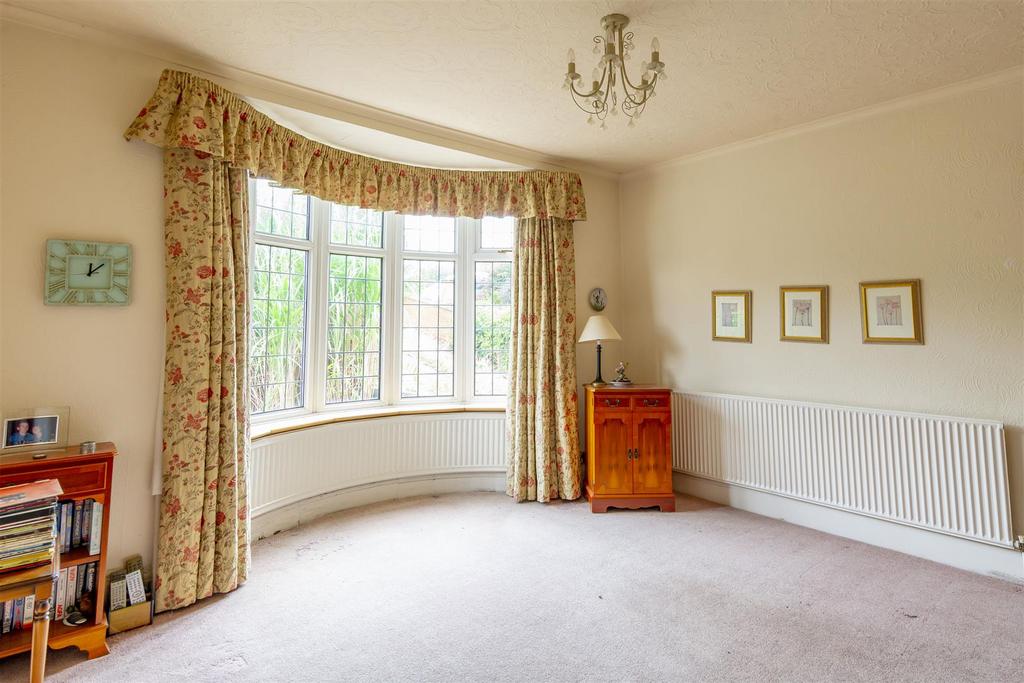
[578,315,622,343]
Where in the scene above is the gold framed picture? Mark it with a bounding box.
[779,285,829,343]
[859,279,923,344]
[712,290,752,342]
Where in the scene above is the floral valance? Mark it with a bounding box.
[125,69,587,220]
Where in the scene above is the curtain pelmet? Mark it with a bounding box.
[126,70,587,221]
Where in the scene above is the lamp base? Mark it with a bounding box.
[591,341,605,386]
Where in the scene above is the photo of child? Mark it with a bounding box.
[3,415,59,448]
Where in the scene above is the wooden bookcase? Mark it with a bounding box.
[0,442,116,660]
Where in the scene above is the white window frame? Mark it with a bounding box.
[249,178,512,423]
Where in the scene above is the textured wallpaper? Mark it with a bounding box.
[619,76,1024,531]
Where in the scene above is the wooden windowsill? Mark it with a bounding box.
[252,403,505,441]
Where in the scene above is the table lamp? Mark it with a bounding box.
[578,315,621,386]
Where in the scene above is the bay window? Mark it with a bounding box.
[248,178,513,418]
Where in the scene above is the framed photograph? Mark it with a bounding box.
[1,407,70,454]
[712,290,752,342]
[780,285,829,343]
[860,279,923,344]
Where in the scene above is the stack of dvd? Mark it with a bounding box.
[0,480,61,574]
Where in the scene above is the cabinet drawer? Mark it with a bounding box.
[632,395,670,410]
[593,395,630,410]
[1,462,108,497]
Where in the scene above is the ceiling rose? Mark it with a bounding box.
[563,13,666,128]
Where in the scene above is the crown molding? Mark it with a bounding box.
[0,2,619,180]
[621,65,1024,181]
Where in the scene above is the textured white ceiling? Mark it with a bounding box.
[11,0,1024,173]
[249,99,529,170]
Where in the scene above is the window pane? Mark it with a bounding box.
[474,261,512,397]
[250,243,307,414]
[253,178,309,239]
[403,216,455,253]
[402,258,455,397]
[480,217,514,250]
[326,254,384,404]
[330,203,384,248]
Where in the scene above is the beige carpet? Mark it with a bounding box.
[2,492,1022,682]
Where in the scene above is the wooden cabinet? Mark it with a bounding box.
[0,443,115,661]
[585,386,675,512]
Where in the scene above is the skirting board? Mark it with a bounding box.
[674,472,1024,583]
[252,471,505,541]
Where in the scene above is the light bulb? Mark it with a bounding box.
[567,48,575,64]
[592,67,600,83]
[651,37,660,53]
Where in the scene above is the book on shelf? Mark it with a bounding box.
[52,498,102,556]
[0,595,34,634]
[0,479,61,575]
[0,561,102,632]
[40,561,100,624]
[88,501,104,555]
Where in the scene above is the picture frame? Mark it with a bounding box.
[712,290,752,342]
[859,279,923,344]
[779,285,829,343]
[1,406,70,454]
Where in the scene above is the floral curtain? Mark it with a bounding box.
[155,149,250,612]
[128,68,588,611]
[506,217,580,502]
[126,70,588,221]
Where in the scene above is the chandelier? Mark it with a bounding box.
[563,13,666,127]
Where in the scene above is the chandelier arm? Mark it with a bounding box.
[569,88,608,116]
[569,80,600,99]
[618,56,655,93]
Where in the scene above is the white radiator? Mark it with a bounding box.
[250,412,505,517]
[674,392,1013,548]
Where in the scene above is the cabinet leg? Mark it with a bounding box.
[82,628,110,659]
[590,500,610,513]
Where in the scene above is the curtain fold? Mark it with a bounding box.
[505,217,580,502]
[125,69,587,221]
[155,149,250,612]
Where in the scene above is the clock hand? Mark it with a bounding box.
[87,262,106,277]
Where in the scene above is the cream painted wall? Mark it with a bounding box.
[1,22,167,567]
[0,21,623,568]
[619,77,1024,533]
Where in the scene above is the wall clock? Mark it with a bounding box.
[45,239,132,305]
[588,287,607,311]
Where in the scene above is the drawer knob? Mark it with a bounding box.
[643,399,660,407]
[604,399,623,407]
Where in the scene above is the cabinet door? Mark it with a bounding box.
[592,412,634,495]
[632,410,673,494]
